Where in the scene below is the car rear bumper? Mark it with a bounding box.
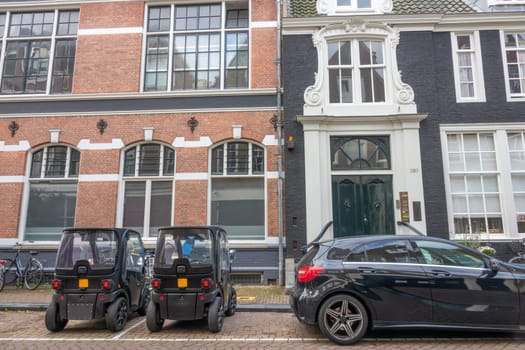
[51,291,121,320]
[151,290,217,321]
[288,286,319,326]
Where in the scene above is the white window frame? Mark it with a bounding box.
[500,30,525,102]
[0,9,78,95]
[140,1,251,93]
[304,21,416,117]
[450,31,486,103]
[20,144,80,241]
[118,142,175,239]
[441,123,525,241]
[317,0,393,15]
[208,140,267,242]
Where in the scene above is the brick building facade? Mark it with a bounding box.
[0,0,282,283]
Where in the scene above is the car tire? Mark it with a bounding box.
[45,302,68,332]
[146,301,164,332]
[225,287,237,317]
[207,296,224,333]
[137,288,150,316]
[317,294,368,345]
[106,297,128,332]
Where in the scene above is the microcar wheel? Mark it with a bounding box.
[225,287,237,317]
[45,302,68,332]
[137,289,150,316]
[208,297,224,333]
[146,301,164,332]
[106,297,128,332]
[317,294,368,345]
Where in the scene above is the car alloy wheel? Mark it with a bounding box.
[318,294,368,345]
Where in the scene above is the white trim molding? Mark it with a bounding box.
[304,20,416,117]
[77,139,124,150]
[0,141,30,152]
[175,172,209,180]
[317,0,393,15]
[0,176,24,183]
[78,174,119,182]
[78,27,143,36]
[173,137,213,148]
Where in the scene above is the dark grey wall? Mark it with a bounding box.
[283,29,525,256]
[283,35,316,261]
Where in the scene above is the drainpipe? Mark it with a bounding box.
[275,0,284,286]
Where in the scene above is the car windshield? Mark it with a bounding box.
[55,229,119,270]
[156,228,213,268]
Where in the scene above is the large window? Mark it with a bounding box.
[122,143,175,237]
[328,39,385,104]
[144,2,248,91]
[0,10,78,94]
[25,145,80,241]
[210,141,265,240]
[502,32,525,99]
[445,133,502,236]
[451,32,485,103]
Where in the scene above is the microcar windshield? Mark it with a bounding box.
[156,228,213,268]
[55,229,119,270]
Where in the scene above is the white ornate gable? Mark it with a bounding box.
[303,20,417,116]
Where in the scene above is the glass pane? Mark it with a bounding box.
[466,175,482,192]
[328,42,339,66]
[139,144,161,176]
[69,149,80,177]
[361,68,372,102]
[45,146,67,177]
[124,147,136,176]
[481,152,497,171]
[30,150,43,178]
[511,152,525,170]
[447,134,461,152]
[450,175,465,193]
[483,175,499,192]
[252,145,264,174]
[468,194,484,212]
[25,182,77,240]
[457,35,471,49]
[465,153,481,171]
[149,181,173,237]
[123,182,146,235]
[341,69,353,103]
[452,195,468,212]
[448,153,464,171]
[212,146,224,175]
[463,134,478,151]
[227,142,249,174]
[508,133,523,151]
[340,41,351,65]
[329,69,341,103]
[211,177,264,240]
[163,147,175,176]
[512,174,525,192]
[515,193,525,211]
[485,194,500,213]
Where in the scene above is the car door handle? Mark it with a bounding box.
[431,270,451,277]
[358,267,376,273]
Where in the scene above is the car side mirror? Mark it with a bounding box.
[229,249,236,263]
[489,259,500,273]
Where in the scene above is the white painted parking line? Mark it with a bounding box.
[111,319,146,340]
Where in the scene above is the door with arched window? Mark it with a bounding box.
[330,136,394,237]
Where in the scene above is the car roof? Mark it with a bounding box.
[319,234,452,247]
[62,227,139,237]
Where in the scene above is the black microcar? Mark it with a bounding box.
[45,228,150,332]
[146,226,236,333]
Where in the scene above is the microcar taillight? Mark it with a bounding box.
[101,279,112,290]
[151,278,161,290]
[201,278,212,289]
[297,265,324,283]
[51,279,62,290]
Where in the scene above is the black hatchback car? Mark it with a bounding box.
[45,228,150,332]
[146,226,236,333]
[289,235,525,345]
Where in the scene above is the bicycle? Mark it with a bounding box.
[0,242,44,291]
[508,238,525,265]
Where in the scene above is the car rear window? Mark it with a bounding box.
[298,245,320,266]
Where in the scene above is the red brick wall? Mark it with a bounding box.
[75,182,118,227]
[174,180,208,226]
[251,28,278,88]
[79,2,144,29]
[0,184,23,237]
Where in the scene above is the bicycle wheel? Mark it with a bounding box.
[509,255,525,265]
[24,258,43,290]
[0,269,5,292]
[2,259,18,285]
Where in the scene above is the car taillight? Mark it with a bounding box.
[201,278,212,289]
[51,279,62,290]
[101,279,112,290]
[297,265,324,283]
[151,278,161,290]
[0,260,5,266]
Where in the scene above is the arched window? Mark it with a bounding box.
[25,145,80,241]
[331,136,390,170]
[210,141,265,240]
[121,143,175,237]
